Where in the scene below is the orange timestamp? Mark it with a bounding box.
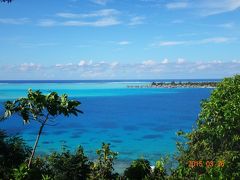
[188,160,225,168]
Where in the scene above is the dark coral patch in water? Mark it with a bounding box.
[42,141,53,144]
[120,151,134,155]
[51,130,68,135]
[94,121,119,129]
[70,134,81,139]
[151,126,175,132]
[81,142,89,145]
[111,139,123,143]
[74,128,87,134]
[123,125,139,131]
[142,134,163,139]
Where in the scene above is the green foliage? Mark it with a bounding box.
[46,146,92,180]
[1,75,240,179]
[151,158,167,179]
[2,89,82,124]
[90,143,118,179]
[42,174,53,180]
[173,74,240,179]
[1,89,82,168]
[124,159,151,180]
[0,130,31,179]
[12,163,30,180]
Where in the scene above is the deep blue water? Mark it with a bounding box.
[0,80,214,171]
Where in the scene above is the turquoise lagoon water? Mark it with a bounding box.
[0,80,215,171]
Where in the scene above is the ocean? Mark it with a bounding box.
[0,80,217,171]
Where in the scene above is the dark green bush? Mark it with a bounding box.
[46,146,92,180]
[0,130,31,179]
[90,143,119,180]
[124,159,151,180]
[173,74,240,179]
[151,158,167,179]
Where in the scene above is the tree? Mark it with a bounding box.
[173,74,240,179]
[1,89,82,168]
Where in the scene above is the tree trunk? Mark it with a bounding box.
[28,115,48,168]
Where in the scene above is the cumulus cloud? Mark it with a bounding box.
[142,60,156,66]
[161,58,169,64]
[1,59,239,79]
[176,58,186,64]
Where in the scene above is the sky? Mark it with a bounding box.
[0,0,240,80]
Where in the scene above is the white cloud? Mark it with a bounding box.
[232,60,240,63]
[166,2,189,9]
[218,22,235,29]
[78,60,93,66]
[177,58,186,64]
[153,37,232,47]
[0,18,30,25]
[19,63,42,72]
[198,0,240,16]
[91,0,109,5]
[128,16,145,26]
[156,41,186,46]
[1,60,240,79]
[196,64,211,70]
[39,9,121,27]
[163,0,240,16]
[38,17,121,27]
[117,41,131,45]
[199,37,231,44]
[56,9,119,18]
[161,58,169,64]
[38,19,57,27]
[62,17,121,27]
[142,60,156,66]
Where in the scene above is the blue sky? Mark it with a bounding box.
[0,0,240,79]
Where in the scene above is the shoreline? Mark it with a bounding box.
[127,81,218,89]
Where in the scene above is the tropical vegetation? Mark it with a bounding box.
[0,74,239,179]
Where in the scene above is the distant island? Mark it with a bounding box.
[127,81,218,88]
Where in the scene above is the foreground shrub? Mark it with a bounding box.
[151,158,167,179]
[47,146,92,180]
[124,159,151,180]
[173,74,240,179]
[90,143,119,180]
[0,130,31,179]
